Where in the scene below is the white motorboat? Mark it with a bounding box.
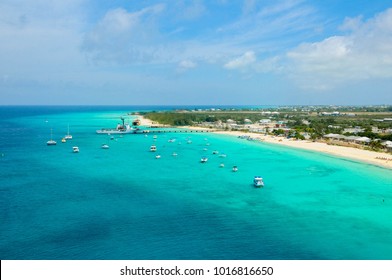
[212,150,219,154]
[219,154,227,158]
[219,163,225,168]
[101,144,109,149]
[73,146,79,153]
[232,166,238,172]
[172,152,178,156]
[47,129,57,145]
[150,145,157,152]
[155,155,161,159]
[253,176,264,188]
[200,157,208,163]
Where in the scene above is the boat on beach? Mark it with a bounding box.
[253,176,264,188]
[96,117,135,134]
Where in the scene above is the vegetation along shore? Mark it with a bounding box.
[136,105,392,169]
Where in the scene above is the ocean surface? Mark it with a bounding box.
[0,106,391,260]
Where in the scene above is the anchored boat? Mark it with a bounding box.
[253,176,264,188]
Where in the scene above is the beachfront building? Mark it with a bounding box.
[323,134,372,145]
[343,127,365,134]
[244,119,253,124]
[259,119,271,124]
[382,141,392,152]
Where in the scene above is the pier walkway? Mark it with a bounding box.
[136,128,215,134]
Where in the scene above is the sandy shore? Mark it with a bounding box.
[138,117,392,170]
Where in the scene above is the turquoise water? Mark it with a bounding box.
[1,106,391,260]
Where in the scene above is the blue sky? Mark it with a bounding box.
[1,0,392,105]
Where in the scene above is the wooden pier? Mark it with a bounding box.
[136,129,215,134]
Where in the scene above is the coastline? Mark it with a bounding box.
[138,116,392,170]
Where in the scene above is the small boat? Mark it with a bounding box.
[61,138,66,143]
[47,129,57,145]
[253,176,264,188]
[203,148,208,151]
[64,124,72,140]
[187,140,192,144]
[110,136,114,140]
[73,146,79,153]
[219,154,227,158]
[172,152,178,156]
[150,145,157,152]
[153,135,157,139]
[212,150,219,154]
[155,155,161,159]
[101,144,109,149]
[232,166,238,172]
[219,163,225,168]
[168,138,176,143]
[200,157,208,163]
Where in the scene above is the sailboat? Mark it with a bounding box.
[47,129,57,145]
[64,124,72,140]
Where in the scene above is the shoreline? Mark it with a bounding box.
[138,116,392,170]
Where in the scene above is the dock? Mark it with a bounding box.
[136,129,215,134]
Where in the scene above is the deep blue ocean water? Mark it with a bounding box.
[0,106,391,260]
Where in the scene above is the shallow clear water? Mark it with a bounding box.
[0,106,391,259]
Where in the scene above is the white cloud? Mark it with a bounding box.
[176,59,197,73]
[0,0,86,80]
[224,51,256,70]
[179,60,197,69]
[82,4,166,64]
[286,8,392,90]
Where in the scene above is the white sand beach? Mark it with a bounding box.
[138,116,392,170]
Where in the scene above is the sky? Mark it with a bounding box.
[0,0,392,105]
